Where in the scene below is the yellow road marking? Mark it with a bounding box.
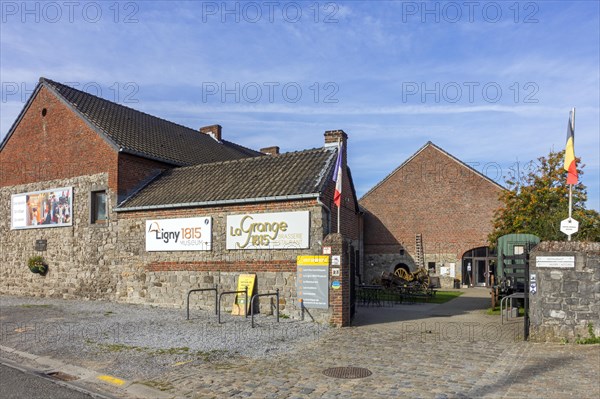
[97,375,126,386]
[172,360,193,367]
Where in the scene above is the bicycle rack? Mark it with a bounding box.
[218,288,248,324]
[186,286,218,320]
[500,292,525,324]
[250,289,280,328]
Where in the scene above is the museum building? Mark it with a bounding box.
[359,142,505,288]
[0,78,360,326]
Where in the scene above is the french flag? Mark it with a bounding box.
[332,142,343,207]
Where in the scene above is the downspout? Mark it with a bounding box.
[316,197,332,236]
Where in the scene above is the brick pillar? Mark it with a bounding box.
[324,233,350,327]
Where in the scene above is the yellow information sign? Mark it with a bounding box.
[232,273,256,316]
[297,255,330,309]
[297,255,330,266]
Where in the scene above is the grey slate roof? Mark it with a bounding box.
[117,147,338,210]
[3,78,262,165]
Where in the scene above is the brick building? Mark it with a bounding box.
[359,142,504,287]
[0,78,360,326]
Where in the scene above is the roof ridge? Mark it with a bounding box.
[40,77,207,137]
[170,146,334,171]
[360,141,505,201]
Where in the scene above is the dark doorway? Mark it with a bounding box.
[462,247,496,287]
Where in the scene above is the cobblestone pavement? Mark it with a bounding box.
[1,290,599,398]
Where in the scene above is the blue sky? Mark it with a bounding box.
[1,1,599,211]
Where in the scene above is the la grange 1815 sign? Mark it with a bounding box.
[146,217,212,251]
[226,211,310,250]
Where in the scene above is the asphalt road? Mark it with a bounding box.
[0,363,95,399]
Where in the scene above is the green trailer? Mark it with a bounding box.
[494,233,540,298]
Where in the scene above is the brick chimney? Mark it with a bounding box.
[260,146,280,156]
[324,129,348,147]
[200,124,222,142]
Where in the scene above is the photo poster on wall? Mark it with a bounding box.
[232,274,257,316]
[11,187,73,229]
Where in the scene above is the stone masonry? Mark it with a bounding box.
[529,241,600,342]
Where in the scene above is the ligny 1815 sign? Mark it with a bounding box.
[226,211,310,250]
[146,217,212,251]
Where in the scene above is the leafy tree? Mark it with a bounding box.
[489,150,600,245]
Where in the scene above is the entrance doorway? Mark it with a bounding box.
[462,247,496,287]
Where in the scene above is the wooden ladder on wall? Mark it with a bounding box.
[415,234,425,269]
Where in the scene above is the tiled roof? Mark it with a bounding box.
[40,78,262,165]
[117,147,337,210]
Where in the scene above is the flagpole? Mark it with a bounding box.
[568,184,572,241]
[567,108,575,241]
[337,138,341,234]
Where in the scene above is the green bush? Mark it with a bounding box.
[576,323,600,345]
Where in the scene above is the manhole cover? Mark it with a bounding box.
[47,371,79,381]
[322,367,372,379]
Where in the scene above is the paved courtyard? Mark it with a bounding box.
[1,289,598,398]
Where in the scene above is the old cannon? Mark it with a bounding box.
[380,267,431,291]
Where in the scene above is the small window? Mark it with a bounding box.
[91,190,107,223]
[513,245,524,255]
[428,262,436,273]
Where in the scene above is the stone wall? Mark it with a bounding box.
[529,241,600,342]
[1,179,339,323]
[0,173,120,300]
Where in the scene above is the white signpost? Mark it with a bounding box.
[560,217,579,240]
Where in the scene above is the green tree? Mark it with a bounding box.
[489,150,600,245]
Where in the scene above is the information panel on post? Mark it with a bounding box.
[297,255,329,309]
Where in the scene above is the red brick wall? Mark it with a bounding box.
[147,260,297,272]
[360,144,504,259]
[117,153,171,200]
[0,86,118,190]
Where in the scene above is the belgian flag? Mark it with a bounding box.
[564,108,578,185]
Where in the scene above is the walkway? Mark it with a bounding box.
[1,290,598,398]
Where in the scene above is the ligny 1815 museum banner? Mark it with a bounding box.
[226,211,310,250]
[11,187,73,229]
[146,217,212,251]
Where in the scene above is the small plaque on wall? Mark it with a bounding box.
[536,256,575,268]
[35,239,47,251]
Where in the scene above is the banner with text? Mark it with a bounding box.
[226,211,310,250]
[11,187,73,230]
[146,217,212,251]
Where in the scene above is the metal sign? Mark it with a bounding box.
[227,211,310,250]
[560,218,579,236]
[146,217,212,251]
[530,273,537,295]
[35,239,47,251]
[536,256,575,268]
[232,274,256,316]
[297,255,329,309]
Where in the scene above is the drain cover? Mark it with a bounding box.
[322,367,372,379]
[47,371,79,381]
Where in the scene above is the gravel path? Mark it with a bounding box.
[0,295,327,381]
